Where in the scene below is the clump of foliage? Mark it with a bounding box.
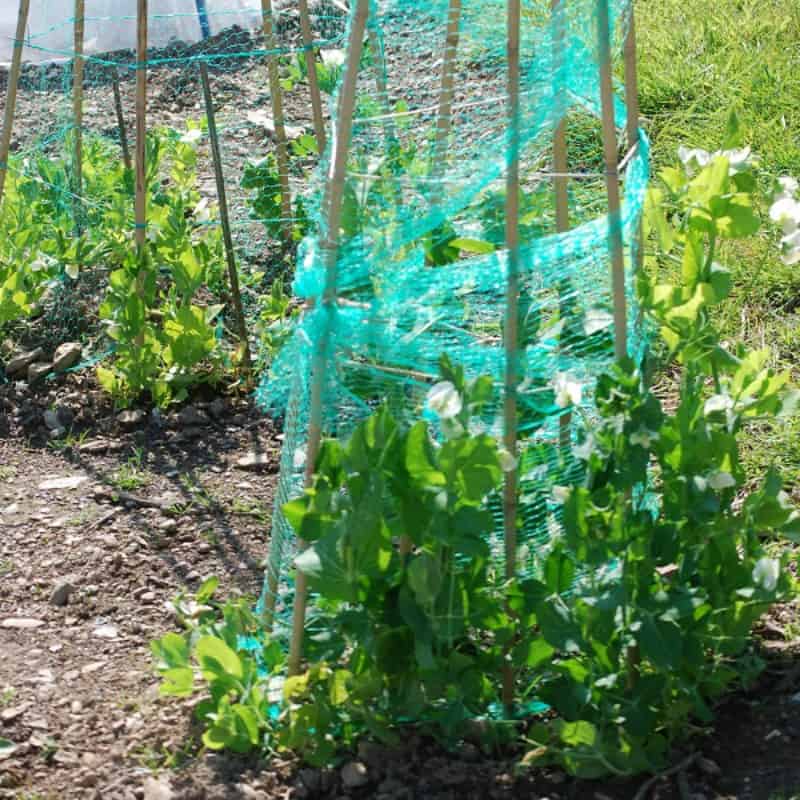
[96,125,228,407]
[151,140,799,776]
[0,136,117,328]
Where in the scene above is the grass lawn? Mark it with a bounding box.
[637,0,800,485]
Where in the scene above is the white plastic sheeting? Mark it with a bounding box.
[0,0,266,63]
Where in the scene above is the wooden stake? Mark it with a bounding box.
[298,0,326,152]
[623,4,643,272]
[431,0,462,181]
[72,0,85,202]
[199,61,252,374]
[502,0,521,711]
[551,0,568,233]
[551,0,572,451]
[260,0,293,243]
[0,0,31,205]
[597,0,627,361]
[134,0,148,350]
[287,0,370,677]
[112,71,132,172]
[367,22,395,142]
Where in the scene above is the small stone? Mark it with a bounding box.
[696,756,721,777]
[2,617,45,629]
[52,342,82,372]
[50,581,75,607]
[117,409,145,428]
[92,624,118,639]
[28,362,53,382]
[143,776,174,800]
[38,475,88,491]
[6,347,42,375]
[341,761,369,790]
[0,703,30,723]
[43,409,61,430]
[207,398,226,420]
[177,405,208,427]
[236,452,272,471]
[139,591,156,604]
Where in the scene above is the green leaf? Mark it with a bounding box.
[544,549,575,595]
[407,552,442,605]
[151,632,189,669]
[0,738,17,759]
[195,636,244,682]
[449,237,496,255]
[537,597,582,653]
[638,616,683,670]
[513,637,555,668]
[559,720,598,747]
[159,666,195,696]
[195,577,219,606]
[405,422,445,486]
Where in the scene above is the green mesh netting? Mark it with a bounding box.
[255,0,650,628]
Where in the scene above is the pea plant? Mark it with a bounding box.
[150,140,798,777]
[97,125,228,407]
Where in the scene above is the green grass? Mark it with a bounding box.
[637,0,800,488]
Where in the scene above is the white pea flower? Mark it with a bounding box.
[293,447,306,468]
[498,447,518,473]
[441,417,465,439]
[180,128,203,145]
[776,176,799,199]
[708,471,736,491]
[769,196,800,235]
[630,428,659,448]
[678,145,752,177]
[720,146,752,175]
[752,556,780,593]
[146,224,160,243]
[65,263,79,280]
[780,229,800,266]
[194,197,213,224]
[426,381,462,420]
[551,485,571,504]
[552,372,582,409]
[704,394,735,416]
[572,435,594,461]
[678,146,711,173]
[29,254,55,272]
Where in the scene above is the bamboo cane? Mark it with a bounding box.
[367,22,395,143]
[623,4,643,272]
[134,0,148,350]
[260,0,293,242]
[72,0,85,203]
[0,0,31,205]
[551,0,572,451]
[431,0,462,183]
[199,61,252,375]
[502,0,521,711]
[135,0,147,254]
[112,72,132,172]
[287,0,370,677]
[298,0,326,152]
[597,0,627,360]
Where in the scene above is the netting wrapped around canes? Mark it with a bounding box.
[257,0,651,674]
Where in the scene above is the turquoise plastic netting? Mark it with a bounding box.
[256,0,650,625]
